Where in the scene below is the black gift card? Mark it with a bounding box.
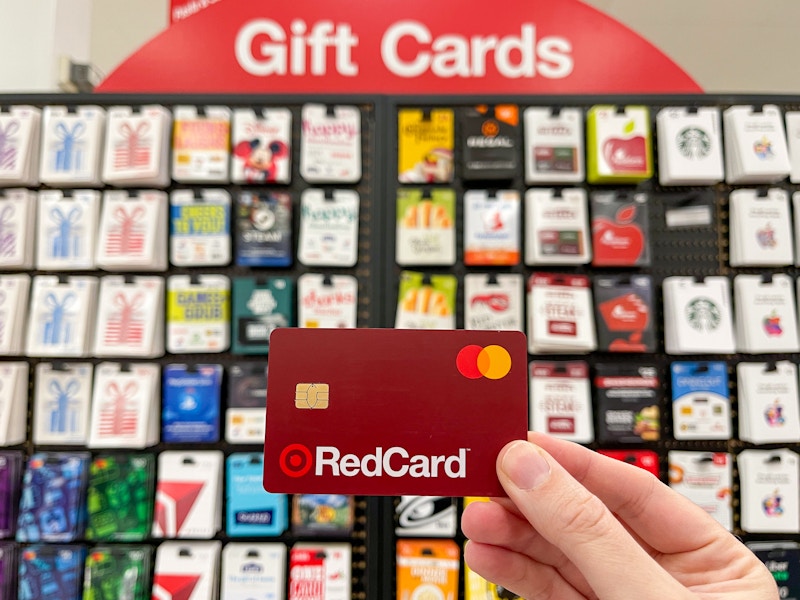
[593,275,656,353]
[595,363,661,444]
[235,191,293,267]
[228,363,268,409]
[461,105,520,180]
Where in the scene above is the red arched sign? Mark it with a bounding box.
[98,0,702,94]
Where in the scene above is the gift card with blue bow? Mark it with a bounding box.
[26,275,97,357]
[18,544,86,600]
[36,190,100,270]
[33,362,93,445]
[39,105,105,186]
[16,453,90,543]
[0,105,41,187]
[0,189,37,270]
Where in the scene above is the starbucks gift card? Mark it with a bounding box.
[729,188,794,267]
[523,107,584,184]
[657,107,724,185]
[738,361,800,444]
[460,104,519,180]
[398,107,454,183]
[396,188,456,266]
[524,188,590,266]
[734,274,799,353]
[670,361,731,441]
[663,276,736,355]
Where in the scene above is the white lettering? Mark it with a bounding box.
[381,21,431,77]
[383,447,409,477]
[236,19,287,76]
[495,24,534,78]
[537,36,574,78]
[339,453,360,476]
[316,446,340,475]
[313,445,467,478]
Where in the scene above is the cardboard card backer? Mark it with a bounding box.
[39,105,105,185]
[395,271,456,330]
[396,540,459,600]
[595,364,660,444]
[587,105,653,183]
[463,190,521,266]
[289,543,351,600]
[524,107,584,184]
[231,107,291,184]
[591,191,650,267]
[396,188,456,266]
[232,277,293,354]
[93,275,164,358]
[529,361,593,443]
[739,449,800,534]
[102,104,171,187]
[291,494,354,536]
[593,274,655,352]
[26,276,97,358]
[461,104,519,180]
[668,451,732,531]
[235,191,293,267]
[300,104,361,183]
[36,190,100,270]
[398,108,454,183]
[172,105,231,183]
[524,188,590,266]
[226,362,268,444]
[167,274,230,353]
[152,541,221,600]
[298,274,358,329]
[169,189,231,267]
[263,328,528,496]
[18,545,86,600]
[298,189,359,267]
[395,496,457,538]
[162,364,223,444]
[222,543,286,600]
[670,361,731,440]
[33,362,93,445]
[464,273,523,332]
[226,453,287,537]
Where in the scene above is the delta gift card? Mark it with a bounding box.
[263,328,528,497]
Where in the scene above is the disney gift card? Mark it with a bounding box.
[263,328,528,496]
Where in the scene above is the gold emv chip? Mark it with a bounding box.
[295,383,330,409]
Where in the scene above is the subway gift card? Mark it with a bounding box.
[263,328,528,497]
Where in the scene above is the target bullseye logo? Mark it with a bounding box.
[456,345,512,380]
[280,443,313,477]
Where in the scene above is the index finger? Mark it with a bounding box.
[530,432,729,553]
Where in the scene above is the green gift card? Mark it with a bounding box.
[83,545,152,600]
[232,276,294,354]
[86,454,155,542]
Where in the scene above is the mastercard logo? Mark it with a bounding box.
[456,345,511,380]
[279,443,313,477]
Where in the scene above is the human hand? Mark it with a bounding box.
[461,433,778,599]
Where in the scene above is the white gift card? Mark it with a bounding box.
[298,273,358,329]
[739,449,800,534]
[738,361,800,444]
[524,188,590,265]
[0,105,41,186]
[527,273,596,354]
[33,362,93,445]
[529,361,593,443]
[0,189,36,270]
[463,190,521,266]
[463,273,523,331]
[523,107,584,183]
[662,276,736,355]
[728,188,793,267]
[787,112,800,183]
[724,105,791,184]
[87,361,160,449]
[298,189,360,267]
[39,105,105,186]
[670,361,731,441]
[300,104,361,183]
[734,274,799,353]
[26,275,97,357]
[36,190,100,270]
[0,274,29,355]
[0,361,28,446]
[102,104,171,187]
[395,497,458,538]
[657,107,724,185]
[172,105,231,183]
[153,451,223,539]
[169,189,231,267]
[153,541,221,600]
[231,107,292,184]
[221,543,286,600]
[167,274,230,353]
[93,276,165,358]
[668,451,733,531]
[96,190,168,271]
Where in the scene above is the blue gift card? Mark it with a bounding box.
[226,453,287,537]
[18,544,86,600]
[16,453,89,543]
[671,361,729,401]
[162,364,223,443]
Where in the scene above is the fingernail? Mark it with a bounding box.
[501,441,551,491]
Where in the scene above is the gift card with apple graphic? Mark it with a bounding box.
[591,192,650,267]
[587,105,653,184]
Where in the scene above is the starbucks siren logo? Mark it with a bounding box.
[686,297,722,332]
[676,127,711,160]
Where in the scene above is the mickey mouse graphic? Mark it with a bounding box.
[234,138,289,183]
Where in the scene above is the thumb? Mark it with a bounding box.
[497,440,686,599]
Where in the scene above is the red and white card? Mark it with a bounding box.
[152,541,221,600]
[93,275,164,358]
[96,190,168,271]
[527,273,596,354]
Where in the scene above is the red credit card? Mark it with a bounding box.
[263,328,528,497]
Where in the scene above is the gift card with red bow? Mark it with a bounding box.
[263,328,528,496]
[102,105,171,187]
[96,190,168,271]
[93,276,164,358]
[87,361,160,449]
[594,274,655,353]
[231,108,291,184]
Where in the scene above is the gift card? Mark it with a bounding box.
[463,273,523,331]
[591,191,650,267]
[300,104,361,183]
[398,108,454,183]
[0,451,23,538]
[226,454,287,537]
[396,540,459,600]
[289,543,351,600]
[232,277,293,354]
[82,545,152,600]
[226,362,268,444]
[298,274,358,329]
[748,542,800,599]
[595,364,660,444]
[221,543,286,600]
[668,451,732,530]
[18,545,86,600]
[162,364,223,443]
[235,191,293,267]
[523,107,584,184]
[524,188,590,266]
[529,361,593,443]
[231,107,291,184]
[670,361,731,440]
[291,494,354,536]
[395,271,456,330]
[169,189,231,267]
[263,328,528,496]
[396,188,456,266]
[297,189,359,267]
[461,104,519,180]
[463,189,521,266]
[395,496,457,538]
[593,274,655,352]
[597,450,660,477]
